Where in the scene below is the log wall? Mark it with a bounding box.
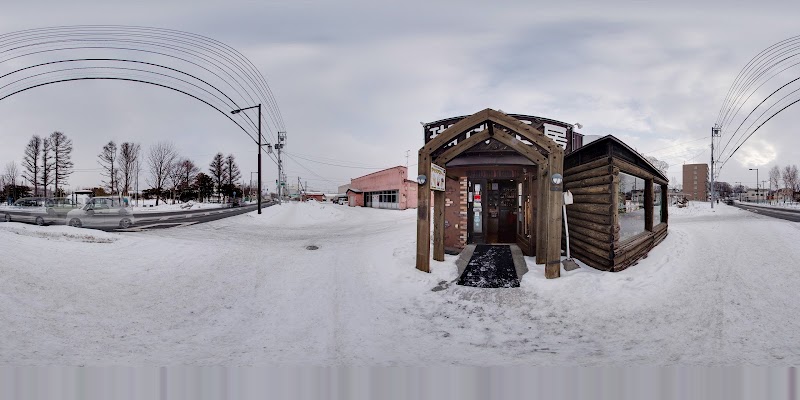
[563,155,669,272]
[563,157,615,271]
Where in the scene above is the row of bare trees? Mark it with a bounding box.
[17,132,75,197]
[768,164,799,193]
[4,135,243,205]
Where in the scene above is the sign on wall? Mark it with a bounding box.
[430,163,446,191]
[543,123,568,150]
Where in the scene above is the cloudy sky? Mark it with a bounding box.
[1,0,799,193]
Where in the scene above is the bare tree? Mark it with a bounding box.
[769,165,781,192]
[98,141,119,194]
[40,137,55,196]
[224,154,241,188]
[118,142,141,196]
[180,159,199,189]
[167,158,184,204]
[209,153,226,197]
[782,165,798,192]
[49,131,74,195]
[3,162,19,202]
[147,141,178,206]
[22,135,42,196]
[645,156,669,178]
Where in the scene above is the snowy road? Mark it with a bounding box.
[1,201,799,365]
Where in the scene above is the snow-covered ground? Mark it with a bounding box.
[130,199,229,213]
[1,200,799,366]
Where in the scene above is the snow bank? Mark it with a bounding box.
[0,222,119,243]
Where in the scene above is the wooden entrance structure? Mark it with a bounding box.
[416,108,565,279]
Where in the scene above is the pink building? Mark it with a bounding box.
[347,166,418,210]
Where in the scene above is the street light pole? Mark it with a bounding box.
[232,104,265,214]
[749,168,759,204]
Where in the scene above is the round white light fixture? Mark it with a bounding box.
[551,173,563,185]
[417,175,427,185]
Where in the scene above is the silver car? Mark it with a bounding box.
[2,197,64,226]
[66,197,135,229]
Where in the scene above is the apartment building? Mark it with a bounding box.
[682,163,709,201]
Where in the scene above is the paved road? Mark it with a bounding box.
[732,202,800,222]
[113,202,275,232]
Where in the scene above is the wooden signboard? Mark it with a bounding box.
[431,163,446,191]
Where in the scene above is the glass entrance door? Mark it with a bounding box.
[467,180,485,244]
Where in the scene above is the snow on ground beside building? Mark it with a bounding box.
[1,201,800,366]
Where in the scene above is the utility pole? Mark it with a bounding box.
[749,168,759,204]
[406,150,410,169]
[762,180,768,203]
[711,125,720,208]
[735,181,741,202]
[276,131,286,204]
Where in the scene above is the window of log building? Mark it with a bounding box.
[653,184,663,226]
[618,172,647,241]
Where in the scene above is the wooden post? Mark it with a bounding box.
[545,152,564,279]
[535,167,548,264]
[415,152,432,273]
[433,190,445,261]
[644,179,653,232]
[661,184,668,225]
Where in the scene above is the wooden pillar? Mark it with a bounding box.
[535,167,548,264]
[661,184,668,225]
[433,190,445,261]
[545,152,564,279]
[644,179,654,232]
[415,152,432,273]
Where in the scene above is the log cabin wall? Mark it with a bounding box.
[563,157,616,271]
[563,135,669,272]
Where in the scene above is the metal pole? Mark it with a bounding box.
[711,126,718,208]
[277,132,284,205]
[258,104,262,214]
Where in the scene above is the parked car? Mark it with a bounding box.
[1,197,69,226]
[66,197,135,229]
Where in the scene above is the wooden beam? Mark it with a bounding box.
[567,216,619,235]
[564,157,611,175]
[433,190,445,261]
[424,109,490,153]
[570,246,612,271]
[612,158,668,186]
[492,129,548,165]
[570,235,612,260]
[564,164,613,183]
[567,210,613,226]
[568,203,615,215]
[434,130,491,165]
[571,193,613,204]
[568,224,613,243]
[566,184,613,196]
[415,151,432,273]
[485,112,557,154]
[565,175,614,190]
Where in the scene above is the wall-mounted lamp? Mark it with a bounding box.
[551,173,563,185]
[417,175,427,185]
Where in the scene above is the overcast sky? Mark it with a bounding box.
[1,0,799,193]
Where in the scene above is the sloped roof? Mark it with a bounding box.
[566,135,669,182]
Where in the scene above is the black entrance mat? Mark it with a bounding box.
[457,245,520,288]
